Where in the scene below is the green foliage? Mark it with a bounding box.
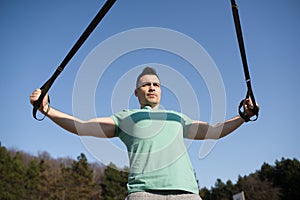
[1,144,299,200]
[200,157,300,200]
[59,153,99,199]
[0,147,26,199]
[199,187,211,200]
[0,146,100,199]
[209,179,235,200]
[101,163,129,200]
[25,159,40,199]
[235,174,281,200]
[259,158,300,200]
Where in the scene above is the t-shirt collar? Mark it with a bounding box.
[142,105,152,110]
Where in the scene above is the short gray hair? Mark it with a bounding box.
[136,67,160,88]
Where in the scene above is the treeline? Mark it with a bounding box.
[0,145,128,200]
[1,145,300,200]
[199,157,300,200]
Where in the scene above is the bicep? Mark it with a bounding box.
[78,117,116,138]
[187,120,228,140]
[186,120,210,140]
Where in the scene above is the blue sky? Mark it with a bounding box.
[1,0,300,189]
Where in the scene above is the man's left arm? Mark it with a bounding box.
[187,116,245,140]
[186,98,257,140]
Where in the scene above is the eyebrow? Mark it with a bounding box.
[138,82,160,88]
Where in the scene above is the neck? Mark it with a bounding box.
[141,104,159,109]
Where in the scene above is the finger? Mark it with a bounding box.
[30,89,42,103]
[245,98,254,108]
[247,102,254,110]
[34,88,41,95]
[31,89,41,97]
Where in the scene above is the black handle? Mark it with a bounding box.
[238,98,259,122]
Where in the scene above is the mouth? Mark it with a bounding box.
[146,93,157,99]
[147,93,156,97]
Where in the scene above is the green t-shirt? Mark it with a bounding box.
[111,106,199,194]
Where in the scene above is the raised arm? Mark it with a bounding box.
[187,116,244,140]
[30,89,115,138]
[187,98,257,140]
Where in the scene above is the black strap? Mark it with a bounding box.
[32,0,117,120]
[230,0,259,121]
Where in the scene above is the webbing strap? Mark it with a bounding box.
[33,0,117,120]
[231,0,259,121]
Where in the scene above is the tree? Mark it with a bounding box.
[1,143,298,200]
[235,174,281,200]
[24,159,40,199]
[210,179,233,200]
[58,153,98,200]
[71,153,98,199]
[199,187,211,200]
[9,152,27,199]
[37,159,54,199]
[0,146,14,199]
[101,163,128,200]
[259,158,300,199]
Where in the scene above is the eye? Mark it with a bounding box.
[141,82,151,87]
[140,82,160,88]
[153,82,160,87]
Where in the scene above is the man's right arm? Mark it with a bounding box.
[30,89,115,138]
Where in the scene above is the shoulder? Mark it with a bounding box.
[164,109,193,122]
[111,109,139,118]
[110,109,140,125]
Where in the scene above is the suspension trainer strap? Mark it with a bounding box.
[230,0,259,121]
[33,0,117,120]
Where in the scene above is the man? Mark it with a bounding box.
[30,67,257,200]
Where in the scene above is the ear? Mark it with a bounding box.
[134,88,138,97]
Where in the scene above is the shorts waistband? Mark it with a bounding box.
[145,189,194,195]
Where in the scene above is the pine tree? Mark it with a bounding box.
[10,152,26,199]
[101,163,128,200]
[0,146,14,199]
[259,158,300,199]
[58,153,97,200]
[71,153,97,199]
[24,159,40,199]
[199,187,211,200]
[210,179,232,200]
[38,159,52,199]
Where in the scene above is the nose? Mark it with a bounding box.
[149,83,156,91]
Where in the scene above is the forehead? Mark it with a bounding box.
[138,74,160,83]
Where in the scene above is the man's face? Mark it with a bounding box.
[135,74,161,109]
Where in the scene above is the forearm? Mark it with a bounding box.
[44,105,82,135]
[187,98,257,140]
[189,116,245,140]
[43,105,115,138]
[30,89,114,137]
[207,98,258,139]
[213,115,245,139]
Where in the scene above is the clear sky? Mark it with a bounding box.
[1,0,299,189]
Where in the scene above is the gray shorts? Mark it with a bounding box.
[125,191,202,200]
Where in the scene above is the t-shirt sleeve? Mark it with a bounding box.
[181,113,193,138]
[110,115,119,137]
[110,110,130,138]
